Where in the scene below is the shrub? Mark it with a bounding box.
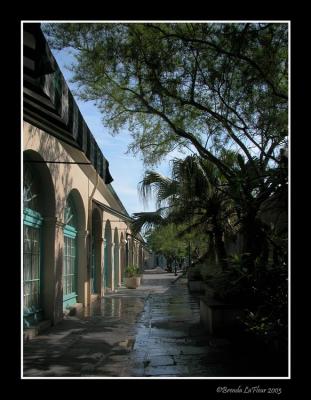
[238,263,288,351]
[125,265,141,277]
[205,252,288,351]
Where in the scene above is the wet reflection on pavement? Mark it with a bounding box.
[23,272,280,377]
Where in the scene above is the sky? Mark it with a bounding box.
[50,47,175,216]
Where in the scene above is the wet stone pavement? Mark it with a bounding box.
[23,272,283,378]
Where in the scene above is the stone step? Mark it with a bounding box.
[23,319,51,341]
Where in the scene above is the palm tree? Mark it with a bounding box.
[132,155,235,271]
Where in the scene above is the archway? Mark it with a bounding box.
[114,228,120,289]
[91,207,102,295]
[23,150,55,327]
[103,220,112,290]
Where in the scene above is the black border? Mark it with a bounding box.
[4,6,304,396]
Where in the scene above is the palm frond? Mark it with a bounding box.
[131,210,165,235]
[138,171,177,207]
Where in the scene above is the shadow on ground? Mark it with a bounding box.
[23,272,287,377]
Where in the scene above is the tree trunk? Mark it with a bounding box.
[241,207,266,274]
[213,226,228,271]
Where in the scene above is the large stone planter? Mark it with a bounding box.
[187,269,201,280]
[125,277,141,289]
[200,296,245,335]
[203,283,216,298]
[188,279,205,293]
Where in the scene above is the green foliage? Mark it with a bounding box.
[45,22,288,274]
[205,252,288,350]
[206,264,258,305]
[242,307,287,350]
[131,153,238,272]
[226,252,252,271]
[131,210,165,236]
[125,265,140,277]
[239,262,288,350]
[43,22,288,348]
[44,22,288,172]
[147,224,189,260]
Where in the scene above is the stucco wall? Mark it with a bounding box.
[23,121,138,325]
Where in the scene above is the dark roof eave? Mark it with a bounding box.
[93,199,133,223]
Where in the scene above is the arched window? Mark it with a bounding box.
[23,165,43,327]
[63,195,78,309]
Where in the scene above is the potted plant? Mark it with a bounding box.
[125,265,141,289]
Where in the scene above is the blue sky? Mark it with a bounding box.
[51,48,175,216]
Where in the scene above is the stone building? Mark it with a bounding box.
[23,23,150,334]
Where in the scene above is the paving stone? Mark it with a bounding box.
[144,365,189,376]
[149,328,189,338]
[148,355,175,367]
[23,272,285,378]
[147,347,182,357]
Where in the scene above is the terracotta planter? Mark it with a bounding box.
[125,277,140,289]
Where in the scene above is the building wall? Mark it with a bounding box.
[23,121,139,326]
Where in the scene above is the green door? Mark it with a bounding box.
[63,196,78,310]
[63,229,77,309]
[23,209,43,328]
[23,166,43,328]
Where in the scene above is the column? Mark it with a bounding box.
[118,244,122,287]
[98,237,104,296]
[41,217,64,325]
[111,242,115,290]
[77,229,88,306]
[120,241,126,282]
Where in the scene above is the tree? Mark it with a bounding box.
[146,222,209,270]
[44,23,287,170]
[147,224,187,270]
[44,22,288,272]
[131,154,237,271]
